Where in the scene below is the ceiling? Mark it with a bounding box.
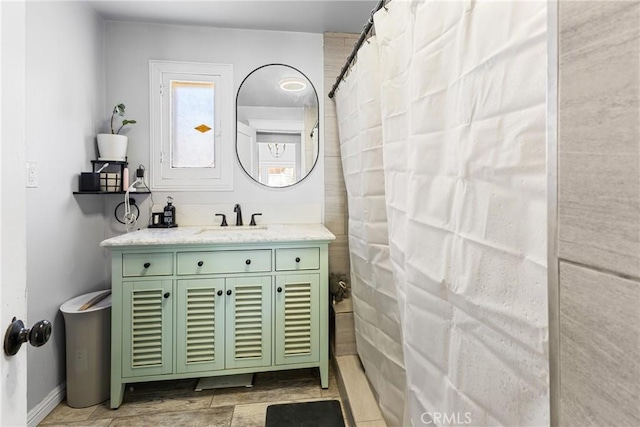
[238,64,318,108]
[88,1,379,34]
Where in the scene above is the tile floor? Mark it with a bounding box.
[40,368,346,427]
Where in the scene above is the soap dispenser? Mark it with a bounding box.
[163,196,176,227]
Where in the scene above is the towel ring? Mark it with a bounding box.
[115,199,140,225]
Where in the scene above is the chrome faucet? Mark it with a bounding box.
[233,204,243,226]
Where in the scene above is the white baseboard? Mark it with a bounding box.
[27,382,66,427]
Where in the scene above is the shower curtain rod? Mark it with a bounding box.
[327,0,387,99]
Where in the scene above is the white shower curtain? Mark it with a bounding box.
[334,0,549,425]
[374,0,549,425]
[335,37,407,427]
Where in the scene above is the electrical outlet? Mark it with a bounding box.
[26,162,38,188]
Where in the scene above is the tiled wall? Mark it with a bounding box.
[324,32,359,277]
[558,2,640,425]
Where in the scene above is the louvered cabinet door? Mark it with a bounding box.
[175,279,225,373]
[122,280,173,378]
[274,274,320,365]
[224,276,272,369]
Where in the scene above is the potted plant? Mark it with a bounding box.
[97,103,137,161]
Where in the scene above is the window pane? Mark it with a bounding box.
[266,166,295,187]
[257,142,297,186]
[171,80,215,168]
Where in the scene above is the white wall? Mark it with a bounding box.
[104,21,324,232]
[25,1,106,412]
[237,106,304,124]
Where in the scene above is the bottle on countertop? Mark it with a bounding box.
[122,167,129,191]
[163,196,176,226]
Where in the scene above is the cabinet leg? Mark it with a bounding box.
[110,382,125,409]
[320,364,329,389]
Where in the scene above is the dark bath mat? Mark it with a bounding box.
[265,400,345,427]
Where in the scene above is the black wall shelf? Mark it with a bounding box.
[77,158,151,195]
[73,191,150,195]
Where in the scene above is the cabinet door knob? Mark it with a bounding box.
[245,259,251,265]
[143,262,151,268]
[163,292,170,299]
[227,289,232,296]
[197,261,204,267]
[295,257,301,263]
[277,287,283,293]
[217,290,223,296]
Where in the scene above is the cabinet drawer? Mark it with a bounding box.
[275,248,320,271]
[177,250,272,275]
[122,253,174,277]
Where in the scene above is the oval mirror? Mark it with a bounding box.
[236,64,319,188]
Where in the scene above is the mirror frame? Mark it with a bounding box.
[235,63,320,188]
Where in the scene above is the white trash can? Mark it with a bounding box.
[60,290,111,408]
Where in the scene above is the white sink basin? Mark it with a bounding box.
[195,225,267,234]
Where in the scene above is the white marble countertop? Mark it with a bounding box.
[100,224,336,247]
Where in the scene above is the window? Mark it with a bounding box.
[245,120,306,187]
[171,81,215,168]
[257,139,298,187]
[150,61,233,190]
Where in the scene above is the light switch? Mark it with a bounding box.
[26,162,38,188]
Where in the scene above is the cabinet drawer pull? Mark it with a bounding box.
[163,292,170,299]
[277,287,283,293]
[274,248,319,271]
[217,290,223,296]
[227,289,232,296]
[197,261,204,267]
[245,259,251,265]
[143,262,151,269]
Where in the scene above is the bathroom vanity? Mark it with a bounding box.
[101,224,335,409]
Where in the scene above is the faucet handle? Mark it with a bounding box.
[250,213,262,226]
[215,214,228,227]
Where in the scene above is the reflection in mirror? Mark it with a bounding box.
[236,64,319,187]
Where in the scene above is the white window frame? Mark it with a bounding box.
[149,60,234,191]
[248,119,306,179]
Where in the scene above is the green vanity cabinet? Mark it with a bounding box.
[223,276,273,369]
[174,276,272,374]
[121,280,174,379]
[274,274,320,366]
[106,233,332,410]
[175,278,226,374]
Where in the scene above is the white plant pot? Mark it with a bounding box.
[97,134,128,161]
